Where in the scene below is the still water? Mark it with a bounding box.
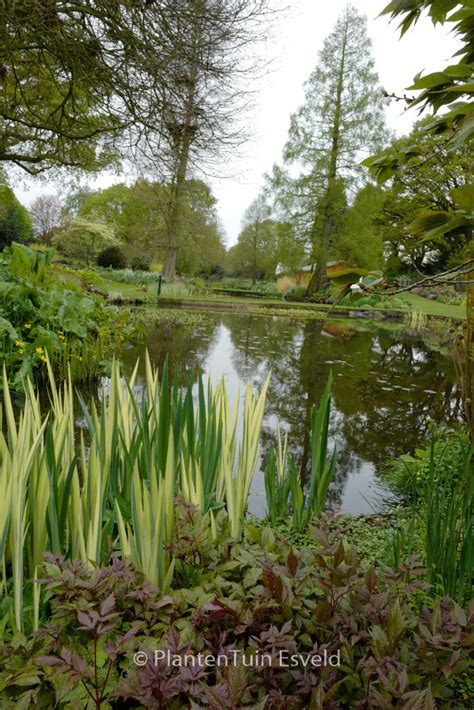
[118,310,462,516]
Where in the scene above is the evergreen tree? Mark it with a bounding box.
[337,184,385,270]
[0,185,32,250]
[269,4,388,292]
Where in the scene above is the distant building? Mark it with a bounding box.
[276,261,347,292]
[275,263,315,290]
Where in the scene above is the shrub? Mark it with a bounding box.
[97,245,127,269]
[209,263,225,280]
[129,254,151,271]
[0,516,472,708]
[0,243,141,387]
[188,276,206,290]
[283,286,307,301]
[382,427,470,499]
[308,289,331,303]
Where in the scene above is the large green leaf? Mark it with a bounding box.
[0,316,18,341]
[408,71,451,90]
[327,263,368,286]
[451,184,474,211]
[410,209,473,239]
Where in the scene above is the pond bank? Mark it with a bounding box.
[155,295,464,322]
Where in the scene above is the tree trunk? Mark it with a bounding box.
[163,14,200,282]
[307,22,348,296]
[252,225,258,285]
[163,122,194,281]
[163,246,178,282]
[467,262,473,442]
[454,250,474,443]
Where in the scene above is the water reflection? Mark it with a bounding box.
[120,311,462,515]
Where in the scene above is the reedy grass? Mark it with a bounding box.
[264,373,336,531]
[0,354,269,630]
[424,438,473,605]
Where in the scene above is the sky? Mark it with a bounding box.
[13,0,460,246]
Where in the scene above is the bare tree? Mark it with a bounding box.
[29,195,66,243]
[141,0,272,280]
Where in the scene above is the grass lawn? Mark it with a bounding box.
[396,292,465,319]
[95,275,155,301]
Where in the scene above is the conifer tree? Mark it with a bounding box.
[269,4,388,292]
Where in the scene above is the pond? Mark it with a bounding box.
[118,309,463,516]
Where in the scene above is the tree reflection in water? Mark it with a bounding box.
[121,311,462,513]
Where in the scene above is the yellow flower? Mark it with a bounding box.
[15,340,24,347]
[58,333,66,340]
[19,349,24,354]
[35,347,44,354]
[40,356,47,362]
[24,323,32,329]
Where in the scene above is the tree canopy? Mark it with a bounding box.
[268,4,388,292]
[66,178,225,273]
[379,120,473,272]
[53,218,118,266]
[0,1,167,174]
[0,184,32,250]
[1,0,271,183]
[227,196,304,281]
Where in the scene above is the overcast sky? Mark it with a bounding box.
[14,0,459,245]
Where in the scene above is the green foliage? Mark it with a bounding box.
[129,254,151,271]
[159,281,192,298]
[382,428,473,605]
[268,5,388,282]
[0,357,269,629]
[257,510,423,570]
[93,266,157,286]
[71,179,226,276]
[265,376,336,531]
[53,218,118,266]
[383,427,470,498]
[339,293,409,310]
[326,263,388,306]
[363,119,473,272]
[97,245,127,269]
[337,184,385,270]
[188,276,206,290]
[0,185,32,249]
[424,438,473,604]
[283,285,307,302]
[0,517,472,707]
[0,243,139,387]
